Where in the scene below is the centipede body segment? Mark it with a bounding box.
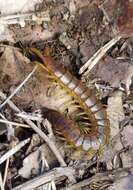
[29,47,110,157]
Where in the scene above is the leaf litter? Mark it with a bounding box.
[0,0,133,190]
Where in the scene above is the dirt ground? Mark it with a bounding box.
[0,0,133,190]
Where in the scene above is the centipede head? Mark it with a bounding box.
[29,47,59,73]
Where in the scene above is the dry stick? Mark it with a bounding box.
[16,112,43,122]
[51,181,56,190]
[0,91,67,167]
[0,138,30,165]
[79,35,122,75]
[0,118,30,128]
[0,115,14,187]
[0,172,4,190]
[3,158,9,186]
[12,167,75,190]
[0,65,38,110]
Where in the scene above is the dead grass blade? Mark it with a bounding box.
[79,36,122,75]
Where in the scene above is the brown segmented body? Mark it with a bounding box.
[30,48,110,154]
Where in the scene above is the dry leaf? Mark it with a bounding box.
[117,1,133,36]
[100,0,133,36]
[121,125,133,148]
[89,56,133,91]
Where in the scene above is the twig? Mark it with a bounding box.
[0,138,30,165]
[0,172,4,190]
[12,167,75,190]
[0,91,67,167]
[16,112,43,122]
[0,118,30,128]
[51,181,56,190]
[3,158,9,186]
[42,119,55,139]
[79,35,122,75]
[0,65,38,110]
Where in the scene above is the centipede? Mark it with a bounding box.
[29,47,110,158]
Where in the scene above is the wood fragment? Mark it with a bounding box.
[0,118,30,128]
[12,167,75,190]
[3,158,9,186]
[79,36,122,75]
